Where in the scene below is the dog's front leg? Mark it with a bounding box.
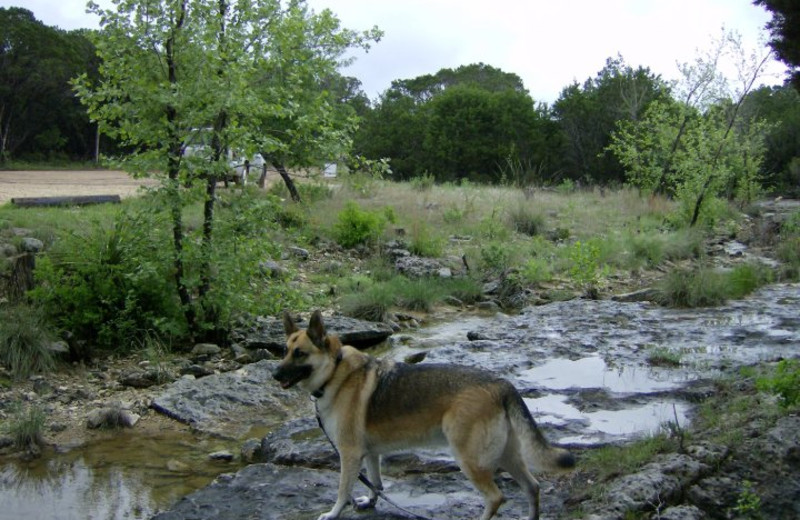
[354,453,381,510]
[318,451,362,520]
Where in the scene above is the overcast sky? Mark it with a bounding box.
[5,0,788,103]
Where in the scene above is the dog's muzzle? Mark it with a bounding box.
[272,364,313,389]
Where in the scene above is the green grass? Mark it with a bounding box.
[656,262,773,308]
[0,305,56,379]
[7,403,47,452]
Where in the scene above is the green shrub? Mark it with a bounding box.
[30,207,185,353]
[508,205,545,236]
[0,305,55,379]
[726,262,773,299]
[521,257,553,285]
[441,276,483,305]
[568,240,606,293]
[756,359,800,409]
[776,237,800,280]
[333,201,387,248]
[443,205,465,224]
[657,267,729,308]
[340,281,392,322]
[410,172,436,191]
[480,242,512,272]
[409,221,444,257]
[8,403,46,452]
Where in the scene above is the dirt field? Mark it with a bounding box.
[0,170,158,205]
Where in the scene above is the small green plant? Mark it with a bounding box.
[646,345,682,367]
[480,242,512,272]
[8,403,46,453]
[0,305,55,379]
[410,171,435,191]
[408,221,444,257]
[727,262,773,299]
[521,257,553,285]
[776,237,800,281]
[508,205,546,236]
[333,201,387,248]
[732,480,763,519]
[568,240,605,296]
[443,205,465,224]
[756,359,800,409]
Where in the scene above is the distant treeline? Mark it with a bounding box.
[2,7,798,196]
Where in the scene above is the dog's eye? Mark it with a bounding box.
[292,349,307,359]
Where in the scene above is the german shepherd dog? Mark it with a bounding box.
[273,311,575,520]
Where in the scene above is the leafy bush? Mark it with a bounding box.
[756,359,800,409]
[410,172,436,191]
[480,242,512,272]
[409,221,444,257]
[521,257,553,285]
[333,202,387,248]
[508,205,545,236]
[30,208,184,353]
[0,305,55,379]
[657,267,729,308]
[776,237,800,280]
[568,240,605,293]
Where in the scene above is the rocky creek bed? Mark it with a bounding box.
[145,283,800,520]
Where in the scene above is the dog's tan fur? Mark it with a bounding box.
[273,310,574,520]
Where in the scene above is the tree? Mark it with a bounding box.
[250,4,380,201]
[755,0,800,89]
[608,31,774,226]
[354,63,548,182]
[75,0,378,340]
[0,8,97,162]
[553,56,669,185]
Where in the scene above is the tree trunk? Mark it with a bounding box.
[164,0,196,339]
[273,161,302,202]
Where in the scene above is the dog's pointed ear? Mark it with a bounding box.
[307,310,327,349]
[283,311,299,337]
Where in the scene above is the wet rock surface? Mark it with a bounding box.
[153,283,800,520]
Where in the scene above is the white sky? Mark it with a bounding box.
[5,0,788,103]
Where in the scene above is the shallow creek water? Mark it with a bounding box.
[2,283,798,519]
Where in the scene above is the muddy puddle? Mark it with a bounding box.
[2,283,798,519]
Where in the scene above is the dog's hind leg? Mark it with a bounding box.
[354,453,381,510]
[444,408,506,520]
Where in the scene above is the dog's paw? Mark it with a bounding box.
[354,495,377,510]
[317,512,339,520]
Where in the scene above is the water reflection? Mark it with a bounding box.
[0,428,239,520]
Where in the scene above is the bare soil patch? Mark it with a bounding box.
[0,170,158,205]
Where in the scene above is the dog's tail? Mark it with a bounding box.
[504,387,575,473]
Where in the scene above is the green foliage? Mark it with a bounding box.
[333,201,387,248]
[568,240,606,293]
[656,262,772,308]
[480,242,512,272]
[521,257,553,285]
[30,207,183,352]
[0,7,99,162]
[508,205,546,236]
[410,172,436,191]
[776,237,800,280]
[408,221,444,257]
[756,359,800,409]
[0,305,55,379]
[7,403,46,452]
[732,480,763,519]
[646,346,682,367]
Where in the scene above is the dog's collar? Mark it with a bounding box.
[312,350,343,399]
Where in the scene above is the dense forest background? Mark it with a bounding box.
[2,6,799,195]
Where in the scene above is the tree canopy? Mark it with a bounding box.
[756,0,800,89]
[0,7,97,162]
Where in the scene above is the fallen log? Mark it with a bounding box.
[11,195,122,207]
